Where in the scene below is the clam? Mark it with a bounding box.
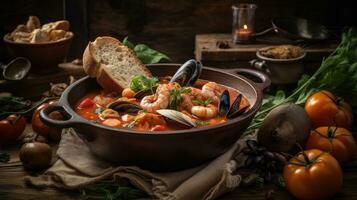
[170,59,202,86]
[219,90,249,119]
[108,101,142,114]
[156,109,197,127]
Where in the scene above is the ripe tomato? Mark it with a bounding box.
[284,149,343,200]
[78,98,95,109]
[32,101,63,140]
[0,115,27,145]
[305,90,353,128]
[306,126,357,163]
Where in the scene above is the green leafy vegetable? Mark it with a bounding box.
[247,29,357,132]
[192,98,212,107]
[0,96,58,118]
[81,181,145,200]
[169,87,192,110]
[123,37,170,64]
[0,151,10,163]
[0,96,31,116]
[130,75,159,93]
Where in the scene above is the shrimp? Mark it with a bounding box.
[93,95,114,107]
[140,84,170,113]
[191,104,218,119]
[188,87,205,101]
[179,93,194,112]
[201,82,221,104]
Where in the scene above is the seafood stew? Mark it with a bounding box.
[75,60,250,132]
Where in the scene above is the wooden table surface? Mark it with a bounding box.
[1,125,357,200]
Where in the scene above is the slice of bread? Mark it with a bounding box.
[82,36,152,92]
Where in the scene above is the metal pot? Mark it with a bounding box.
[250,46,306,84]
[40,64,270,172]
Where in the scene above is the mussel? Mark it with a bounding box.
[218,90,249,119]
[156,109,197,127]
[108,100,142,114]
[170,59,202,86]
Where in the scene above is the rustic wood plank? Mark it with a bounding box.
[195,34,339,63]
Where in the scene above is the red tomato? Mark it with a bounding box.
[0,115,27,145]
[305,90,353,128]
[306,126,357,163]
[284,149,343,200]
[151,125,167,131]
[32,101,63,139]
[78,98,95,109]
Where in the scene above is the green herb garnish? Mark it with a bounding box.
[247,29,357,132]
[130,75,159,93]
[196,121,209,126]
[124,120,136,128]
[0,151,10,164]
[123,37,170,64]
[95,107,104,115]
[169,87,192,110]
[192,98,212,107]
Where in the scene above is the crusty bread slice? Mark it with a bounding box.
[82,36,152,92]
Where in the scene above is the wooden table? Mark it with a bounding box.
[195,34,339,72]
[1,125,357,200]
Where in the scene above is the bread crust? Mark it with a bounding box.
[82,36,152,92]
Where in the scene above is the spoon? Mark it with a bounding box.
[0,57,31,81]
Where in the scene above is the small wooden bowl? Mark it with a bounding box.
[3,33,73,74]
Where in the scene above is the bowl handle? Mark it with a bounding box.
[40,103,83,128]
[224,68,271,92]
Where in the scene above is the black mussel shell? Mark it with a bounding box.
[170,59,202,86]
[218,90,230,117]
[227,94,248,119]
[108,101,142,113]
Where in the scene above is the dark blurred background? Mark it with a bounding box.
[0,0,356,63]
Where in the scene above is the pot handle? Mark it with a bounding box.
[40,103,83,128]
[224,68,271,92]
[249,59,271,74]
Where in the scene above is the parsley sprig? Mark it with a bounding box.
[169,87,192,110]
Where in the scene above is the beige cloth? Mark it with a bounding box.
[25,129,255,200]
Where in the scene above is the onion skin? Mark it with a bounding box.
[257,103,311,153]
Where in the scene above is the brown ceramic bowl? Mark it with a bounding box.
[3,33,73,74]
[250,46,306,84]
[40,64,270,172]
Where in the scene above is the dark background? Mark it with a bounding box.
[0,0,356,63]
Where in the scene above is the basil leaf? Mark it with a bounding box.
[134,44,170,64]
[122,37,170,64]
[122,37,135,50]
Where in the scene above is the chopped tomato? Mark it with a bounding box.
[78,98,95,109]
[151,125,167,131]
[102,118,121,127]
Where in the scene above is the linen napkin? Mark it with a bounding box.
[25,128,255,200]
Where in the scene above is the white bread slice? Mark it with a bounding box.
[82,36,152,92]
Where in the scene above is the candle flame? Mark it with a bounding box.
[243,24,248,29]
